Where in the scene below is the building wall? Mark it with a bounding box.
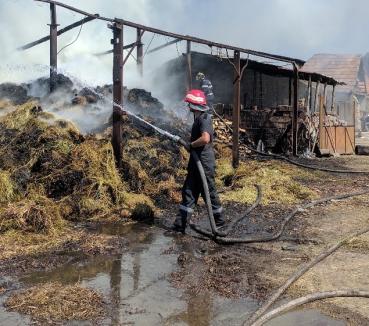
[155,53,309,108]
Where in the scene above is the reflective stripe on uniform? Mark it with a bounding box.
[179,205,194,213]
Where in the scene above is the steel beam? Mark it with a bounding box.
[186,40,192,91]
[136,28,143,76]
[19,15,97,51]
[232,50,241,168]
[111,23,124,168]
[147,38,181,54]
[49,3,58,92]
[35,0,305,66]
[292,64,299,156]
[94,42,137,56]
[122,30,144,66]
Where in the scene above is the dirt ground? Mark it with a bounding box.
[2,155,369,324]
[167,155,369,325]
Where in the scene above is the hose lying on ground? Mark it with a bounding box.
[189,173,369,244]
[250,290,369,326]
[245,224,369,325]
[190,184,262,238]
[248,147,369,174]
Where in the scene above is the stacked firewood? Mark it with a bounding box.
[213,116,247,144]
[213,117,232,143]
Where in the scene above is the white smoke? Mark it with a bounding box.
[2,0,369,86]
[1,0,368,131]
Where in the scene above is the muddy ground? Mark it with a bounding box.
[1,155,369,325]
[167,155,369,325]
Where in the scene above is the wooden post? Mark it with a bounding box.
[307,76,311,114]
[319,95,324,150]
[253,70,257,107]
[288,77,292,106]
[292,64,299,156]
[49,3,58,92]
[353,98,356,131]
[309,77,313,113]
[186,40,192,91]
[136,28,143,77]
[323,83,327,112]
[232,50,241,168]
[111,23,124,168]
[331,84,336,113]
[314,80,320,113]
[259,72,263,108]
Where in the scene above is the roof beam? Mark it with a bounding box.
[18,15,98,50]
[94,41,138,56]
[34,0,305,66]
[147,38,181,55]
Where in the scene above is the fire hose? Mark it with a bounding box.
[248,147,369,174]
[126,111,369,244]
[127,112,369,324]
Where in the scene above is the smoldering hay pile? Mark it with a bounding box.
[0,74,188,234]
[0,74,317,235]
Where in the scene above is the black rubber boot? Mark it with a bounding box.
[214,214,225,227]
[172,213,188,234]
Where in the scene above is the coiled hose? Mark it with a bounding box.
[189,149,369,244]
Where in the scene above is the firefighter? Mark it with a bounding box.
[172,89,224,233]
[196,72,215,108]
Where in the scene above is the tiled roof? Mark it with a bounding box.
[301,54,361,91]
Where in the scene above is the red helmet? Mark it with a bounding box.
[185,89,207,106]
[184,89,208,112]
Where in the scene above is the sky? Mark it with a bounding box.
[0,0,368,86]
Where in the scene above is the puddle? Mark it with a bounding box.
[0,223,346,325]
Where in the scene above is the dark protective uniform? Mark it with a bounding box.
[200,79,215,107]
[174,112,224,231]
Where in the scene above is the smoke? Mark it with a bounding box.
[2,0,369,82]
[2,0,369,85]
[1,0,368,130]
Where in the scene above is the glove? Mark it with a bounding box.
[178,138,191,152]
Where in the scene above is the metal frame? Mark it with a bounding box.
[27,0,339,164]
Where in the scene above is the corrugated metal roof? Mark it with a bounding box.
[301,54,361,91]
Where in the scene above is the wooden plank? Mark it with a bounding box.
[335,127,346,153]
[324,126,336,153]
[345,127,355,153]
[319,95,324,150]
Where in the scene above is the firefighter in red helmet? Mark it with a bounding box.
[172,89,224,233]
